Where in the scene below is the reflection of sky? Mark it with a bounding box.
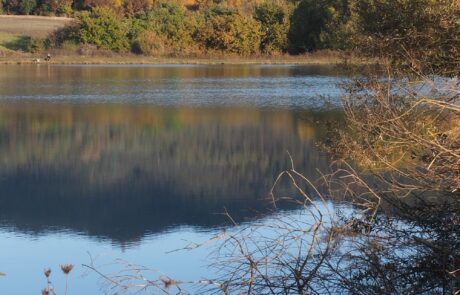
[0,64,344,293]
[0,206,336,294]
[0,228,216,294]
[0,65,345,109]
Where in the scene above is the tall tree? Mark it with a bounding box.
[288,0,350,53]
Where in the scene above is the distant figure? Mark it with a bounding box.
[32,58,40,63]
[44,53,51,62]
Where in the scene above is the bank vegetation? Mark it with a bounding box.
[0,0,358,59]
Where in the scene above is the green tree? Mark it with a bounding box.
[126,1,197,54]
[288,0,350,53]
[255,2,285,26]
[37,0,72,15]
[75,7,129,51]
[20,0,36,14]
[123,0,152,16]
[196,6,261,55]
[145,2,193,44]
[254,2,289,54]
[2,0,19,14]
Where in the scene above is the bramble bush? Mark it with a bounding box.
[349,0,460,75]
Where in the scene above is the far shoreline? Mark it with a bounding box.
[0,53,357,66]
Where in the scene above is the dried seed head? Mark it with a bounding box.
[41,289,50,295]
[60,264,74,275]
[43,268,51,278]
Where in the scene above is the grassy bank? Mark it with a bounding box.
[0,50,352,65]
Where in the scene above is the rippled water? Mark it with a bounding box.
[0,64,343,107]
[0,64,344,294]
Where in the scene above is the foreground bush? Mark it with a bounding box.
[350,0,460,75]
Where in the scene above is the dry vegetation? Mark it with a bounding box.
[0,15,74,37]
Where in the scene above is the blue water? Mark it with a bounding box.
[0,64,344,294]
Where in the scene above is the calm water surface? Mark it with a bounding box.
[0,64,344,294]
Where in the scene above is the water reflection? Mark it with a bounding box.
[0,65,343,107]
[0,103,339,245]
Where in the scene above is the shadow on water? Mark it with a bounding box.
[0,103,342,244]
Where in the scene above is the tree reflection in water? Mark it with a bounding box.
[0,102,338,244]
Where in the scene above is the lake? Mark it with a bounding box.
[0,64,344,294]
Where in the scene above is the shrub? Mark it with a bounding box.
[145,2,195,45]
[123,0,152,16]
[126,1,199,54]
[254,2,289,54]
[37,0,54,15]
[288,0,350,53]
[47,22,79,48]
[254,2,285,27]
[261,22,289,54]
[74,8,129,51]
[196,6,261,55]
[56,0,73,16]
[25,36,45,53]
[82,0,121,9]
[20,0,36,14]
[131,30,166,55]
[125,17,150,41]
[2,0,15,14]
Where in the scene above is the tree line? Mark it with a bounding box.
[2,0,458,58]
[0,0,356,56]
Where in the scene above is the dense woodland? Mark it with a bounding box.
[1,0,456,58]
